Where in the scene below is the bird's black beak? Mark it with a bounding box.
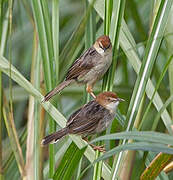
[103,44,111,51]
[103,47,107,52]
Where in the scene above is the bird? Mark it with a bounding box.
[42,92,124,152]
[42,35,112,102]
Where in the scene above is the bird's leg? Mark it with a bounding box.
[83,137,105,152]
[86,85,96,99]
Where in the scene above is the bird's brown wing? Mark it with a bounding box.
[66,47,100,80]
[66,101,108,135]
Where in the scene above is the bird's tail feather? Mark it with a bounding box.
[42,79,74,102]
[41,128,68,145]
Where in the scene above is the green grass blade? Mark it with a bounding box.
[43,137,72,178]
[104,0,112,35]
[91,131,173,146]
[94,142,173,163]
[85,2,101,179]
[34,47,41,180]
[31,0,53,90]
[52,0,59,83]
[0,9,8,55]
[108,1,126,175]
[0,4,8,180]
[93,150,103,180]
[41,0,54,81]
[53,142,86,180]
[152,95,173,130]
[139,55,173,130]
[31,0,56,176]
[108,0,126,91]
[165,6,173,119]
[120,22,173,134]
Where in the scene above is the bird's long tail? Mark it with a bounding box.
[41,128,68,145]
[42,79,75,102]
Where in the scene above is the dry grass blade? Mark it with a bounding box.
[25,30,39,180]
[2,98,26,178]
[164,160,173,173]
[140,152,173,180]
[25,95,34,179]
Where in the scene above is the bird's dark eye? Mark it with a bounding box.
[107,97,115,102]
[106,44,110,49]
[99,43,110,51]
[99,44,103,49]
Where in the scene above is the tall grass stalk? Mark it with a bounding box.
[102,0,112,90]
[0,7,8,180]
[6,0,26,178]
[103,0,127,178]
[52,0,59,83]
[34,49,41,180]
[0,72,2,179]
[93,1,113,178]
[85,1,103,179]
[0,1,3,178]
[25,39,35,179]
[30,31,40,180]
[165,5,173,119]
[31,0,57,176]
[139,55,173,130]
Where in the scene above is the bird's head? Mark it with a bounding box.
[94,35,112,55]
[96,92,124,113]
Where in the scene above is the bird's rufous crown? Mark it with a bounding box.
[96,35,111,50]
[96,92,118,99]
[96,92,118,107]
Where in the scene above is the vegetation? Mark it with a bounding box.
[0,0,173,179]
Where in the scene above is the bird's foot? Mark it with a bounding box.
[91,144,106,152]
[82,137,105,152]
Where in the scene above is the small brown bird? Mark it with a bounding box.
[42,92,124,151]
[42,35,112,102]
